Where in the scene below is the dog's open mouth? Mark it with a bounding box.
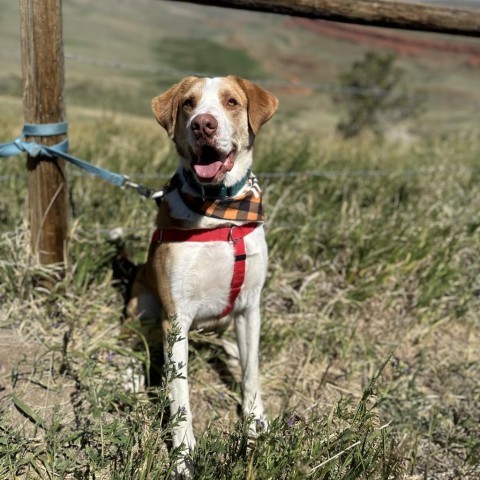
[190,146,236,183]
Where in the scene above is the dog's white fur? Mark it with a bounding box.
[128,76,278,476]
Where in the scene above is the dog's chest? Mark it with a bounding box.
[155,226,267,322]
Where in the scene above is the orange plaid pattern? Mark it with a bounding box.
[168,173,264,222]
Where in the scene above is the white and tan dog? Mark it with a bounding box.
[127,75,277,475]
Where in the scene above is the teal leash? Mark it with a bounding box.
[0,122,155,198]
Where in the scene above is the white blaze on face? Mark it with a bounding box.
[187,77,234,154]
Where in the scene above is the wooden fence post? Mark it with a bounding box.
[20,0,68,270]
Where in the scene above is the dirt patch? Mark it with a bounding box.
[288,18,480,65]
[0,328,75,437]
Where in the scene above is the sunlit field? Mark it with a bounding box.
[1,105,479,478]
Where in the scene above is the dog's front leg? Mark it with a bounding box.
[235,305,266,428]
[164,320,195,477]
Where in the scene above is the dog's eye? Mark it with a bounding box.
[227,98,238,107]
[183,98,194,109]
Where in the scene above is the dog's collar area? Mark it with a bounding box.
[151,223,258,318]
[182,168,251,200]
[162,171,264,222]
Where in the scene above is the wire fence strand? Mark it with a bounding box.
[1,165,480,184]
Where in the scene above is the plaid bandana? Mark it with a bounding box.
[167,171,264,222]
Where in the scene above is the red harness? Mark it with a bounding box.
[151,223,259,318]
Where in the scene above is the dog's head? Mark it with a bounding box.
[152,76,278,186]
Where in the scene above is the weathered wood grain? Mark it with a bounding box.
[167,0,480,37]
[20,0,68,268]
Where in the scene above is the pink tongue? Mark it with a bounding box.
[193,161,223,180]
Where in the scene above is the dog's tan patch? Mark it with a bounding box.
[151,76,204,136]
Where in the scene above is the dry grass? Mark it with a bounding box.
[1,114,479,478]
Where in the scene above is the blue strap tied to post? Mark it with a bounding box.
[0,122,154,197]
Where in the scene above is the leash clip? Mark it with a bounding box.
[123,177,154,198]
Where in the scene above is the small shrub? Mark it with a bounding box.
[333,51,425,138]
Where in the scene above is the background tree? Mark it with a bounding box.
[333,51,425,138]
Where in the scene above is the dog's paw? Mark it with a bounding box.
[121,364,145,393]
[107,227,125,242]
[245,412,269,443]
[171,443,195,479]
[172,457,194,479]
[255,416,269,432]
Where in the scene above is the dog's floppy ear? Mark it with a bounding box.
[151,76,198,136]
[233,77,278,135]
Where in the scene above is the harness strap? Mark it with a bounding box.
[151,223,259,317]
[221,233,247,317]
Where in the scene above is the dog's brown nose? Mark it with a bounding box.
[191,114,218,139]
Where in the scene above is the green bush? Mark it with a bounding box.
[333,52,425,138]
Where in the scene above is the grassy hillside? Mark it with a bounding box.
[1,0,480,132]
